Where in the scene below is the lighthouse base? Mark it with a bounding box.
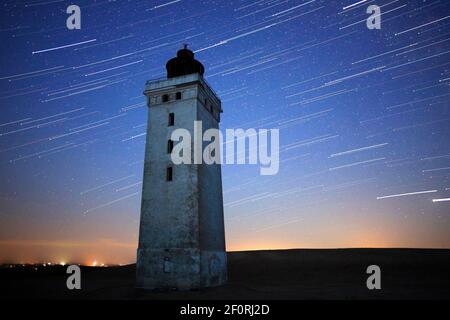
[136,248,227,290]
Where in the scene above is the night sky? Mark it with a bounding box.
[0,0,449,265]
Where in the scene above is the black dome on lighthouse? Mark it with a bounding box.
[166,45,205,78]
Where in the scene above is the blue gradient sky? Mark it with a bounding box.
[0,0,449,265]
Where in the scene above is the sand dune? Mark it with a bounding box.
[1,249,449,299]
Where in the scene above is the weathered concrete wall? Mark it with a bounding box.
[197,92,227,287]
[138,85,199,250]
[137,248,201,289]
[197,93,226,252]
[136,75,227,290]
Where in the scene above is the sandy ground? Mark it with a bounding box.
[1,249,449,300]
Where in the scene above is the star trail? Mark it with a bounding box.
[0,0,449,264]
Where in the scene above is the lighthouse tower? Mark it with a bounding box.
[136,46,227,289]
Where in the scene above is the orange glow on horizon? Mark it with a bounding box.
[1,228,449,265]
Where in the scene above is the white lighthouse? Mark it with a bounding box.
[136,46,227,289]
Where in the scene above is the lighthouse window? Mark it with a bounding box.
[168,113,174,126]
[176,92,182,100]
[162,94,169,103]
[167,139,174,154]
[166,167,173,181]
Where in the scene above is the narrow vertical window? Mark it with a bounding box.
[166,167,173,181]
[162,94,169,103]
[176,92,182,100]
[168,113,174,126]
[163,257,172,273]
[167,139,174,154]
